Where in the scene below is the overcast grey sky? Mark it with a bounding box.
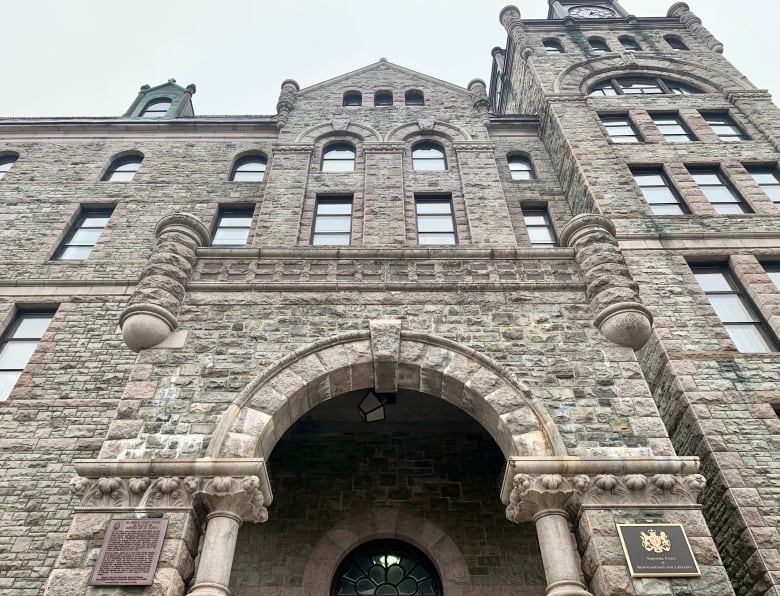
[0,0,777,117]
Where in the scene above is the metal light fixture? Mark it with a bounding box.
[358,390,395,422]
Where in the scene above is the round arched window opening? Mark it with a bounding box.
[332,539,442,595]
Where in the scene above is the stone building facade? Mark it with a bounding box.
[0,1,777,594]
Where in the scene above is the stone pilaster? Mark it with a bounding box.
[559,214,653,349]
[119,213,210,352]
[667,2,724,53]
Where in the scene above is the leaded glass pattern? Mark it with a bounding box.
[332,540,441,596]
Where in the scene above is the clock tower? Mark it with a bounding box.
[547,0,630,19]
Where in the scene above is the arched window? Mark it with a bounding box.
[543,39,565,54]
[412,142,446,171]
[230,155,267,182]
[619,36,641,51]
[374,91,393,107]
[331,540,442,596]
[508,154,535,180]
[0,154,19,180]
[589,38,611,55]
[139,98,172,118]
[102,155,142,182]
[322,143,356,172]
[665,35,689,51]
[589,77,701,96]
[343,91,362,107]
[405,90,424,106]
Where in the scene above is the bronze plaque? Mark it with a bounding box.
[616,523,701,578]
[90,518,168,586]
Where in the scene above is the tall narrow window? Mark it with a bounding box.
[405,90,424,106]
[619,36,641,51]
[543,39,565,53]
[601,114,640,143]
[343,91,362,107]
[230,155,267,182]
[702,113,747,141]
[0,154,18,180]
[212,208,254,247]
[54,208,113,260]
[103,155,142,182]
[746,166,780,206]
[507,155,535,180]
[416,196,455,245]
[589,38,610,54]
[139,98,172,118]
[374,91,393,107]
[692,266,776,352]
[312,197,352,245]
[522,207,557,247]
[688,168,751,214]
[322,143,356,172]
[412,142,446,171]
[0,311,55,401]
[632,169,688,215]
[651,114,695,142]
[665,35,688,50]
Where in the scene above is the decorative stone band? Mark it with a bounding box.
[68,458,271,524]
[276,79,299,130]
[501,457,705,524]
[667,2,724,53]
[453,142,497,152]
[120,213,210,351]
[363,143,405,153]
[559,214,652,349]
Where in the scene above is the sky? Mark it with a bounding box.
[0,0,777,117]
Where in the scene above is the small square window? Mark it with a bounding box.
[415,196,455,245]
[54,207,114,260]
[522,207,557,247]
[313,197,352,245]
[212,208,254,247]
[0,311,55,401]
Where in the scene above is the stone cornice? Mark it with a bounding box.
[453,142,497,152]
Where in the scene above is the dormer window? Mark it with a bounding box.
[139,98,172,118]
[374,91,393,107]
[343,91,362,107]
[230,155,267,182]
[543,39,565,54]
[405,90,424,106]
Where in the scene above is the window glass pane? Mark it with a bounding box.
[13,316,53,339]
[708,295,757,322]
[766,269,780,288]
[413,147,443,159]
[0,341,39,369]
[0,371,21,401]
[58,246,93,260]
[218,216,252,227]
[694,272,731,292]
[69,229,103,245]
[418,233,455,245]
[324,148,354,160]
[703,187,739,203]
[322,159,355,172]
[725,325,774,353]
[106,170,136,182]
[114,161,140,172]
[634,174,665,186]
[523,215,548,226]
[413,159,446,171]
[312,233,350,245]
[232,171,265,182]
[763,187,780,202]
[314,217,350,233]
[317,202,352,215]
[650,204,685,215]
[640,187,677,204]
[81,216,110,227]
[510,170,533,180]
[750,172,778,184]
[691,173,721,185]
[212,228,250,245]
[713,203,748,214]
[416,202,451,214]
[417,215,455,233]
[528,227,555,244]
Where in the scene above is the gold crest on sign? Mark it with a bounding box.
[641,529,671,553]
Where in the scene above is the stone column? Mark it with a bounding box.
[120,212,210,352]
[506,474,592,596]
[187,476,269,596]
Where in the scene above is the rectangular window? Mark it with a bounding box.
[54,207,113,260]
[651,113,695,142]
[312,197,352,245]
[415,196,456,245]
[0,311,55,401]
[702,113,747,141]
[522,206,557,247]
[600,114,640,143]
[746,166,780,206]
[631,168,688,215]
[691,266,776,352]
[688,167,751,214]
[212,208,254,247]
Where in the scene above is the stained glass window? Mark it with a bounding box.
[332,540,442,596]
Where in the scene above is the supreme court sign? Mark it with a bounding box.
[90,518,168,586]
[616,523,701,578]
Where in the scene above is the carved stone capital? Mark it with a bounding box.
[506,474,581,524]
[192,476,268,524]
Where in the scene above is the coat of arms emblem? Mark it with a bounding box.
[641,529,672,553]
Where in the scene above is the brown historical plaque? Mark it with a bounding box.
[616,523,701,578]
[90,518,168,586]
